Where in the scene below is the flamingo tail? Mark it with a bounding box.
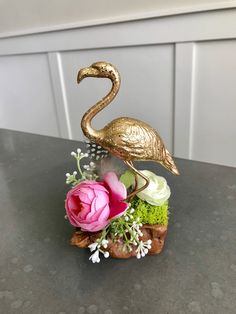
[162,149,180,175]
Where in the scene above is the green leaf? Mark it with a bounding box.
[120,170,135,189]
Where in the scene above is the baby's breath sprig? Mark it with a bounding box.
[65,148,98,186]
[65,171,78,186]
[136,240,152,259]
[83,161,98,181]
[88,207,152,262]
[108,209,147,255]
[88,228,110,263]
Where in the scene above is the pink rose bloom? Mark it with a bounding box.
[65,172,128,232]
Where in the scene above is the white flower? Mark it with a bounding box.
[88,242,98,252]
[104,252,109,258]
[135,240,152,259]
[136,170,171,206]
[101,239,108,248]
[101,239,108,246]
[89,162,96,169]
[89,250,100,263]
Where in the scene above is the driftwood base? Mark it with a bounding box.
[71,224,168,259]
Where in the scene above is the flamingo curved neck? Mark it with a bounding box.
[81,76,120,142]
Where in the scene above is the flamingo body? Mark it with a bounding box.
[77,61,179,195]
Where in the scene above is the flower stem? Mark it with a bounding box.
[76,157,84,179]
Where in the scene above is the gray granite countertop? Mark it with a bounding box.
[0,129,235,314]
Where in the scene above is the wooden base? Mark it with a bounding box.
[71,224,168,259]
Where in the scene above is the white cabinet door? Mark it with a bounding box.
[0,54,60,137]
[191,40,236,167]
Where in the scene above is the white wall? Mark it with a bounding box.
[0,0,235,37]
[0,7,236,167]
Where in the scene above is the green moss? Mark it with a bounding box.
[130,197,169,226]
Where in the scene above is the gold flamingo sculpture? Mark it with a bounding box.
[77,62,179,198]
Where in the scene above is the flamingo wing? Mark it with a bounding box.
[102,117,165,161]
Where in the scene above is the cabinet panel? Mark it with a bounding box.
[0,54,59,137]
[191,40,236,166]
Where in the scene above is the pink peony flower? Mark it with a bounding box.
[65,172,128,232]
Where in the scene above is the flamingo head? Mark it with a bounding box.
[77,61,120,83]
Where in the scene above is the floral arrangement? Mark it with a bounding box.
[65,148,171,263]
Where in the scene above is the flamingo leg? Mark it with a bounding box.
[129,161,138,193]
[124,160,150,200]
[133,172,138,192]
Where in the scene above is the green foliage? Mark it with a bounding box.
[65,149,98,186]
[120,170,135,189]
[130,197,169,226]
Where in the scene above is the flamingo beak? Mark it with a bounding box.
[77,66,100,83]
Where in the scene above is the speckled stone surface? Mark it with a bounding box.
[0,129,235,314]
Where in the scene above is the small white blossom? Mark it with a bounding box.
[104,252,109,258]
[135,239,152,259]
[66,173,70,177]
[89,250,100,263]
[77,148,81,154]
[101,239,108,249]
[102,239,108,246]
[88,242,98,252]
[71,151,76,157]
